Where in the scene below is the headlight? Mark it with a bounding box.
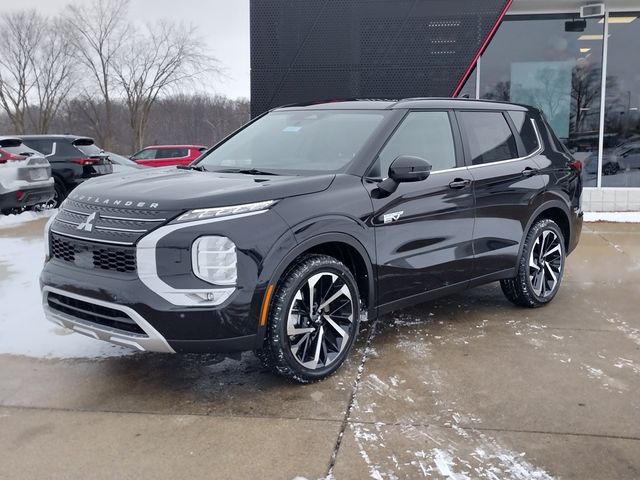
[191,236,237,285]
[175,200,276,224]
[43,211,58,261]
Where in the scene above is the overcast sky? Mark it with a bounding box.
[0,0,251,99]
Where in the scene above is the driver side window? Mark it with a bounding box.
[372,111,456,178]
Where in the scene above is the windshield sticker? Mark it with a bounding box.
[282,126,302,132]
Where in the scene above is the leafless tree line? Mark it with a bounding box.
[0,0,244,152]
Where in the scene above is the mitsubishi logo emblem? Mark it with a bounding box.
[77,212,98,232]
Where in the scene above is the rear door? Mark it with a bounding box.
[457,109,545,279]
[366,110,475,309]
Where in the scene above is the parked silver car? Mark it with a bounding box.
[105,151,148,174]
[0,137,54,214]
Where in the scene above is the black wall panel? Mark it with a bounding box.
[250,0,510,117]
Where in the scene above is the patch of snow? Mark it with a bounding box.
[606,317,640,347]
[432,449,470,480]
[0,209,56,229]
[0,234,133,359]
[583,211,640,223]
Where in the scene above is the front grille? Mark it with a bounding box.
[50,233,137,273]
[51,199,177,245]
[47,292,146,335]
[51,235,76,262]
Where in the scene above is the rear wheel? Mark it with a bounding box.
[501,218,565,308]
[257,254,360,383]
[48,179,66,209]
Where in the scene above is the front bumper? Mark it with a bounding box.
[43,286,175,353]
[40,260,261,353]
[40,207,294,354]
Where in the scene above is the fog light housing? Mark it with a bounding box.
[191,236,237,285]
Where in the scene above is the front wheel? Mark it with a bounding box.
[501,219,566,308]
[257,254,360,383]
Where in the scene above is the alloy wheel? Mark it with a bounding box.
[528,229,563,298]
[287,272,355,370]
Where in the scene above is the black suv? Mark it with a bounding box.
[40,99,582,383]
[19,135,113,207]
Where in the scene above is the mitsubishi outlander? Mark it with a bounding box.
[40,98,582,383]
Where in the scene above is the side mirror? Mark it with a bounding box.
[378,155,432,195]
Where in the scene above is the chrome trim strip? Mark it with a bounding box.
[99,215,167,222]
[137,210,268,307]
[95,225,148,233]
[63,207,167,222]
[55,218,80,227]
[50,229,133,246]
[42,286,175,353]
[56,217,148,234]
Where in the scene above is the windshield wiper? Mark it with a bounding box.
[177,164,208,172]
[215,168,280,176]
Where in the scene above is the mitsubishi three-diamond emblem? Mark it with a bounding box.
[77,212,98,232]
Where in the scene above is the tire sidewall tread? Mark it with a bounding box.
[257,254,360,383]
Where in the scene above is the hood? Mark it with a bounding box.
[67,168,335,211]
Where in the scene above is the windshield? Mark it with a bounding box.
[196,110,388,174]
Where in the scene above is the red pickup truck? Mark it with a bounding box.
[131,145,207,167]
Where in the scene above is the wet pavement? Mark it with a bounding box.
[0,219,639,479]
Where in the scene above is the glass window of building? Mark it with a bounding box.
[457,66,477,99]
[479,15,604,185]
[602,12,640,187]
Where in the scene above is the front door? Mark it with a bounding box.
[365,110,476,308]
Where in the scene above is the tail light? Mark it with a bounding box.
[569,159,583,172]
[70,157,99,165]
[0,149,26,164]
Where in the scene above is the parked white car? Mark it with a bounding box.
[0,137,54,214]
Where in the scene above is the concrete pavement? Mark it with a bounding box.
[0,219,638,479]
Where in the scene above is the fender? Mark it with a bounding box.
[270,231,375,311]
[514,195,571,270]
[252,229,377,349]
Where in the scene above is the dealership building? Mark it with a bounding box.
[462,0,640,211]
[251,0,640,211]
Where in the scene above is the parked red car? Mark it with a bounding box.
[130,145,207,167]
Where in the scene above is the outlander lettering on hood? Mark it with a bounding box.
[40,98,583,384]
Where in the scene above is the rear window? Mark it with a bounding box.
[0,139,41,157]
[509,111,541,155]
[21,139,53,155]
[459,111,519,165]
[73,139,103,157]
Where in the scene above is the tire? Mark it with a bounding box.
[257,254,360,383]
[49,179,66,208]
[500,218,566,308]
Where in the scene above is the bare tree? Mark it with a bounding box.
[64,0,130,148]
[114,21,218,150]
[0,10,44,134]
[28,19,76,133]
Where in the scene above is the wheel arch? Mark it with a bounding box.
[268,232,376,319]
[516,200,571,268]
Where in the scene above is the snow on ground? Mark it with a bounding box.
[0,232,133,359]
[583,211,640,222]
[0,209,57,229]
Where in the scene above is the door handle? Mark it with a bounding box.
[522,167,538,177]
[448,178,471,189]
